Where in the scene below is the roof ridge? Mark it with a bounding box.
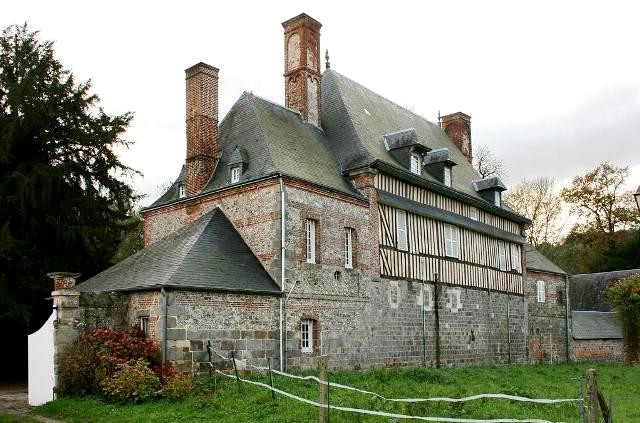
[325,69,440,127]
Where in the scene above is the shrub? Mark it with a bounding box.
[162,372,194,401]
[100,359,160,403]
[607,273,640,363]
[57,326,161,396]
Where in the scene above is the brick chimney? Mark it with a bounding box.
[185,62,219,196]
[440,112,472,163]
[282,13,322,127]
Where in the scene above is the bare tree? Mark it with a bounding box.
[473,145,506,179]
[560,162,638,234]
[504,177,564,245]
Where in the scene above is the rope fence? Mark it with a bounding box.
[204,349,583,423]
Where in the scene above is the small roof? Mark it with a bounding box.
[570,269,640,311]
[76,209,280,295]
[571,311,623,340]
[525,245,567,275]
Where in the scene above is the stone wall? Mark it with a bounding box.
[572,339,625,362]
[526,270,570,362]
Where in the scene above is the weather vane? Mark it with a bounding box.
[325,49,330,70]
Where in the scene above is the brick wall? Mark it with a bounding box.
[572,339,625,362]
[526,270,570,362]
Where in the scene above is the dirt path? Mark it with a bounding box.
[0,384,64,422]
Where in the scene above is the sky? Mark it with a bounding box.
[4,0,640,207]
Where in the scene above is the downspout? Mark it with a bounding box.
[279,177,286,371]
[161,287,168,363]
[433,272,441,369]
[564,274,571,362]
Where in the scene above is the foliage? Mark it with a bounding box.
[0,24,141,378]
[100,359,161,403]
[608,273,640,362]
[504,177,564,245]
[473,145,506,179]
[162,372,194,401]
[57,326,160,396]
[560,162,638,234]
[35,363,640,422]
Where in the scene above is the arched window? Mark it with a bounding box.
[536,280,546,303]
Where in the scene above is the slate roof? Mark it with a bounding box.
[525,245,567,275]
[570,269,640,311]
[75,209,280,295]
[571,311,623,340]
[146,69,529,226]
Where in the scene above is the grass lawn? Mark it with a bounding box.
[33,362,639,422]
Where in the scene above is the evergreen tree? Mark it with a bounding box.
[0,24,139,379]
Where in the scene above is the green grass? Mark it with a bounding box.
[33,362,640,422]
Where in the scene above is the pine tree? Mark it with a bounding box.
[0,24,139,378]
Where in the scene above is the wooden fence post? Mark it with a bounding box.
[586,368,600,423]
[318,355,329,423]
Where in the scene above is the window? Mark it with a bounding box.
[396,210,408,251]
[301,319,314,353]
[410,154,421,175]
[178,184,186,198]
[494,191,501,207]
[498,241,507,271]
[557,290,564,305]
[139,316,149,339]
[230,166,241,183]
[444,224,460,258]
[469,206,478,221]
[344,228,354,268]
[536,280,546,303]
[510,244,521,272]
[305,219,316,263]
[443,166,452,187]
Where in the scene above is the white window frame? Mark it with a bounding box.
[443,166,452,187]
[178,184,186,198]
[494,190,501,207]
[139,316,149,338]
[301,319,313,353]
[230,166,241,183]
[469,206,478,221]
[444,224,460,258]
[498,241,507,271]
[344,228,354,269]
[396,210,408,251]
[410,154,421,175]
[536,280,546,303]
[510,244,521,272]
[305,219,316,263]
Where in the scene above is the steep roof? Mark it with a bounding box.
[525,245,567,275]
[146,69,528,226]
[321,70,486,200]
[148,92,360,209]
[571,311,623,340]
[570,269,640,311]
[75,209,280,295]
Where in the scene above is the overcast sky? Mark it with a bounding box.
[5,0,640,206]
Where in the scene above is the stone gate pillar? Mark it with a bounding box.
[47,272,81,390]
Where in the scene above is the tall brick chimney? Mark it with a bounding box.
[185,62,219,196]
[440,112,472,163]
[282,13,322,127]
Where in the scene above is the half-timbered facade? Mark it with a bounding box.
[70,13,532,371]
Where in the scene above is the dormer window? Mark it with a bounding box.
[472,177,507,207]
[410,154,421,175]
[443,166,452,187]
[494,191,501,207]
[178,184,186,198]
[230,166,241,183]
